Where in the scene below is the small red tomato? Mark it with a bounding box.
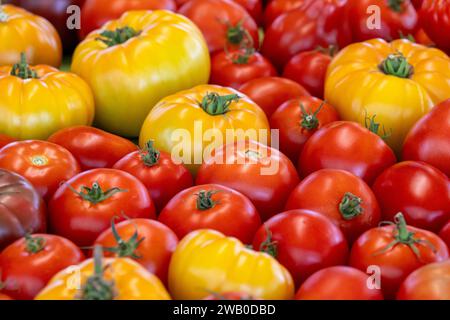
[372,161,450,232]
[0,140,81,201]
[264,0,304,27]
[295,266,384,300]
[350,213,449,299]
[0,234,84,300]
[204,291,257,300]
[239,76,310,118]
[270,97,339,162]
[253,209,349,287]
[49,168,155,246]
[439,221,450,250]
[0,134,15,149]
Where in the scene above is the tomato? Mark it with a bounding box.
[420,0,450,54]
[49,168,155,246]
[113,141,193,211]
[239,76,310,118]
[263,0,304,27]
[159,184,261,244]
[234,0,263,25]
[397,261,450,300]
[0,169,46,249]
[178,0,259,53]
[299,121,397,184]
[197,140,299,221]
[439,221,450,250]
[0,134,15,149]
[0,234,84,300]
[295,266,384,300]
[36,246,171,300]
[402,99,450,177]
[325,39,450,154]
[210,49,277,89]
[72,10,209,137]
[350,213,449,299]
[412,0,423,9]
[93,218,178,285]
[169,229,294,300]
[372,161,450,233]
[0,4,61,66]
[0,140,81,201]
[270,96,339,162]
[253,209,348,287]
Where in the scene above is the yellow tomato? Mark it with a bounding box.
[139,85,270,174]
[0,4,62,67]
[0,54,94,140]
[325,38,450,153]
[71,10,210,137]
[168,229,295,300]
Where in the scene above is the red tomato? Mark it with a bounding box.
[439,221,450,250]
[403,99,450,177]
[350,213,449,299]
[197,140,300,221]
[411,0,423,10]
[0,134,15,149]
[299,121,397,184]
[295,266,384,300]
[80,0,177,38]
[420,0,450,54]
[286,169,381,243]
[0,140,81,201]
[159,184,261,244]
[48,126,138,171]
[253,209,348,286]
[264,0,304,27]
[210,49,277,89]
[397,261,450,300]
[0,234,84,300]
[93,218,178,285]
[239,76,310,118]
[372,161,450,232]
[113,141,193,212]
[204,292,257,300]
[270,97,339,162]
[49,168,155,246]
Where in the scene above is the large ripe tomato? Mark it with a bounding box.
[420,0,450,54]
[159,184,261,244]
[402,99,450,177]
[93,218,178,285]
[0,134,15,149]
[0,141,80,201]
[286,169,381,243]
[239,76,310,118]
[0,234,84,300]
[253,209,348,287]
[439,221,450,250]
[350,213,449,299]
[48,126,138,171]
[295,266,384,300]
[49,169,155,246]
[372,161,450,232]
[299,121,397,184]
[270,96,339,162]
[113,141,193,212]
[197,140,299,221]
[263,0,304,27]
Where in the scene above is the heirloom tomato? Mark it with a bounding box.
[439,221,450,249]
[0,134,15,149]
[263,0,304,27]
[420,0,450,53]
[168,229,294,300]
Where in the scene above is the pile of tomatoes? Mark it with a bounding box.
[0,0,449,301]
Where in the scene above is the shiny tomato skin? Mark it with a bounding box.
[0,134,15,149]
[264,0,304,27]
[49,168,155,246]
[439,221,450,250]
[0,140,81,201]
[420,0,450,54]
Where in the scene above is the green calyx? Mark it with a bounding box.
[69,182,127,204]
[387,0,405,13]
[315,45,338,57]
[196,190,220,211]
[96,26,141,47]
[300,102,325,131]
[200,92,240,115]
[230,47,255,65]
[339,192,364,220]
[102,217,145,259]
[140,140,160,167]
[24,234,46,254]
[364,113,392,140]
[226,21,247,45]
[259,226,278,258]
[380,52,413,78]
[10,53,38,79]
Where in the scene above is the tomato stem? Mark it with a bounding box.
[96,26,141,47]
[380,52,413,78]
[387,0,405,13]
[364,113,392,140]
[140,140,160,167]
[102,216,145,259]
[259,226,278,258]
[68,182,128,204]
[339,192,364,220]
[300,102,324,130]
[315,45,338,57]
[196,190,220,210]
[24,234,46,254]
[226,20,254,49]
[200,92,240,115]
[10,53,38,79]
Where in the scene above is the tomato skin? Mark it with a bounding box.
[239,77,310,118]
[48,126,138,171]
[159,184,261,244]
[234,0,263,25]
[0,134,15,149]
[299,121,397,184]
[0,234,84,300]
[270,97,339,162]
[420,0,450,54]
[49,168,155,247]
[263,0,304,27]
[439,221,450,250]
[295,266,384,300]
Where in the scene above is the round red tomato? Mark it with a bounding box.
[48,126,138,171]
[295,266,384,300]
[350,213,449,299]
[0,134,15,149]
[239,76,310,118]
[270,96,339,162]
[159,184,261,244]
[197,140,300,221]
[204,292,257,300]
[439,221,450,250]
[264,0,304,27]
[286,169,381,243]
[420,0,450,54]
[0,234,84,300]
[299,121,397,184]
[0,140,81,201]
[49,168,155,246]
